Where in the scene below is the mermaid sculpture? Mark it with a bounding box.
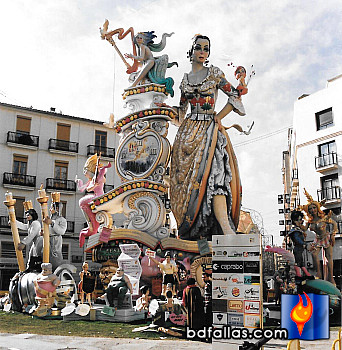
[124,31,177,95]
[75,154,111,247]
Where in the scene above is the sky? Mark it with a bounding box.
[1,0,342,244]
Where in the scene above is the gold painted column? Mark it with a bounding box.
[3,192,25,271]
[37,186,50,263]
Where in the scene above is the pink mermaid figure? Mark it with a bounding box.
[75,153,111,247]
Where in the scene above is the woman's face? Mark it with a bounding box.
[26,212,32,221]
[192,38,209,64]
[308,204,318,216]
[136,35,144,45]
[83,169,93,180]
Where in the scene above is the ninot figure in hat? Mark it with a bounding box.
[75,153,111,247]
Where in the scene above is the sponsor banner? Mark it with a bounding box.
[227,285,244,299]
[244,300,260,314]
[213,312,228,325]
[244,285,260,300]
[212,261,244,274]
[212,299,229,312]
[212,261,261,275]
[228,299,244,313]
[227,312,244,327]
[244,314,261,328]
[213,276,230,289]
[212,273,229,283]
[213,247,260,260]
[243,261,260,274]
[227,273,244,285]
[212,234,260,248]
[213,285,229,299]
[212,247,228,259]
[243,275,260,285]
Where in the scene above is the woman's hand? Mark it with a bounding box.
[124,53,133,59]
[330,235,336,247]
[214,115,222,131]
[18,242,25,251]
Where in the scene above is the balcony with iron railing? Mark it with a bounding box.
[317,186,341,203]
[7,131,39,148]
[315,152,338,172]
[48,139,79,154]
[87,145,115,159]
[45,178,76,192]
[3,172,36,189]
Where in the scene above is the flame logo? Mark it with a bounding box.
[290,292,313,336]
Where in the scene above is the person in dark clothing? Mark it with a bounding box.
[288,210,314,281]
[202,273,212,327]
[273,272,284,304]
[182,277,204,330]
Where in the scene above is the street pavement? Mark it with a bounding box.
[0,332,339,349]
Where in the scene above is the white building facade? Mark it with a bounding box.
[0,102,119,290]
[282,75,342,287]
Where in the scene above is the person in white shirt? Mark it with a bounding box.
[17,209,43,270]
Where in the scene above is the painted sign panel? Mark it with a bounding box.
[243,275,260,285]
[244,314,261,328]
[212,261,244,274]
[228,300,244,313]
[244,300,260,314]
[227,312,244,327]
[213,285,229,299]
[213,312,228,325]
[212,299,228,312]
[244,285,260,300]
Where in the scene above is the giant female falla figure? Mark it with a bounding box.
[170,35,246,240]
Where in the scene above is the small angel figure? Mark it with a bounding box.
[75,153,111,247]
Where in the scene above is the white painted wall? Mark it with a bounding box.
[291,75,342,211]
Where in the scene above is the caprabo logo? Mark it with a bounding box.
[281,293,329,340]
